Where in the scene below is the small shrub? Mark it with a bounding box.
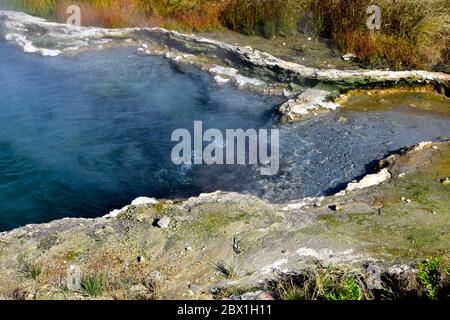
[324,277,363,301]
[345,278,363,300]
[418,258,441,300]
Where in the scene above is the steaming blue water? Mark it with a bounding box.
[0,42,449,231]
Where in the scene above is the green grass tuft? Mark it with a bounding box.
[18,255,42,280]
[81,273,106,298]
[216,261,239,279]
[418,258,442,300]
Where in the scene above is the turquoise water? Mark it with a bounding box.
[0,42,449,231]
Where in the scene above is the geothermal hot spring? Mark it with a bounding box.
[0,42,449,231]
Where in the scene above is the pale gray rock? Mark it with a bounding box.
[155,216,171,229]
[342,53,357,61]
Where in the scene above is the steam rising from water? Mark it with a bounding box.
[0,43,449,231]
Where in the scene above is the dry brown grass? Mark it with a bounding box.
[309,0,450,69]
[4,0,450,70]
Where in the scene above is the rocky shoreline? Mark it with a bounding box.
[0,140,448,299]
[0,10,449,300]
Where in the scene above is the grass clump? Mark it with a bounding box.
[269,259,450,300]
[5,0,55,17]
[18,255,42,280]
[324,278,363,300]
[308,0,450,70]
[4,0,224,30]
[20,262,42,280]
[275,266,367,300]
[215,261,239,279]
[221,0,302,38]
[418,258,443,300]
[81,272,106,298]
[278,280,304,300]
